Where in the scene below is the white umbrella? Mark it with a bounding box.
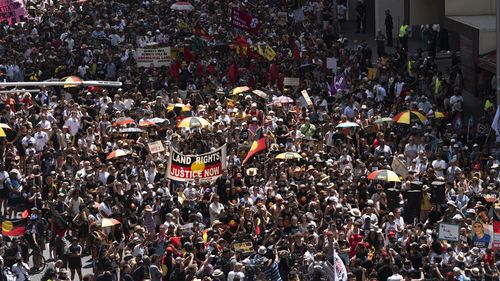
[170,2,194,11]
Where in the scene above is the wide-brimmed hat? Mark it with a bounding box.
[446,200,457,207]
[349,208,361,217]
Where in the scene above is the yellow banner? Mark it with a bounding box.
[256,43,276,61]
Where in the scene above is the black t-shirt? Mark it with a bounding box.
[96,272,113,281]
[376,263,392,281]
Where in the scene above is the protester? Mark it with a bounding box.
[0,1,498,281]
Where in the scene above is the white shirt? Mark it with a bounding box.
[387,273,403,281]
[227,271,245,281]
[432,159,447,178]
[12,262,30,281]
[209,202,224,223]
[65,117,81,136]
[99,202,113,217]
[33,131,48,151]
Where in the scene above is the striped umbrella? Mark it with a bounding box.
[0,123,12,137]
[112,117,135,126]
[106,149,132,160]
[393,111,427,124]
[367,169,401,182]
[178,117,211,128]
[139,120,156,127]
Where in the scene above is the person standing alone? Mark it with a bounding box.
[356,0,367,33]
[385,10,393,46]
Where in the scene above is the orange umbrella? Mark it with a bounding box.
[106,149,132,160]
[113,117,135,126]
[139,120,156,127]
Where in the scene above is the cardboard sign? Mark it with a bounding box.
[230,8,261,35]
[277,12,287,26]
[301,90,313,107]
[136,47,171,67]
[167,144,227,182]
[391,157,409,178]
[148,141,165,154]
[0,0,27,25]
[367,68,378,80]
[284,77,300,87]
[438,223,460,241]
[326,57,337,70]
[256,43,276,61]
[471,222,493,248]
[233,241,254,254]
[293,8,304,22]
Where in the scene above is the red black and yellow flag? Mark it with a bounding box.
[243,129,266,164]
[2,218,26,237]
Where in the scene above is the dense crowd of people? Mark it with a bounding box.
[0,0,498,281]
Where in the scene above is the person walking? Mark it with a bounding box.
[385,10,393,46]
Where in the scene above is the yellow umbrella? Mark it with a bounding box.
[231,86,251,95]
[275,152,302,160]
[62,76,82,88]
[177,117,211,128]
[0,123,12,137]
[167,103,191,112]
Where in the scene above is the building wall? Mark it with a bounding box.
[445,0,496,16]
[479,30,496,55]
[409,0,442,25]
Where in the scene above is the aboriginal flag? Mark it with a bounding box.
[2,218,26,237]
[243,129,266,164]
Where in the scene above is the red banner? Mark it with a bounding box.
[230,8,261,35]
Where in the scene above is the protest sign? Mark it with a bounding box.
[391,157,408,178]
[284,77,300,87]
[256,43,276,61]
[301,90,313,107]
[438,223,460,241]
[230,8,261,35]
[326,57,337,71]
[471,221,493,248]
[293,8,304,22]
[0,0,27,25]
[136,47,171,67]
[148,141,165,154]
[167,144,227,182]
[233,241,254,254]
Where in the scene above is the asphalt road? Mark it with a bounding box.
[28,244,94,281]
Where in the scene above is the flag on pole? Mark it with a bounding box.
[492,106,500,140]
[332,247,348,281]
[242,129,266,164]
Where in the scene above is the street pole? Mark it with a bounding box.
[497,0,500,104]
